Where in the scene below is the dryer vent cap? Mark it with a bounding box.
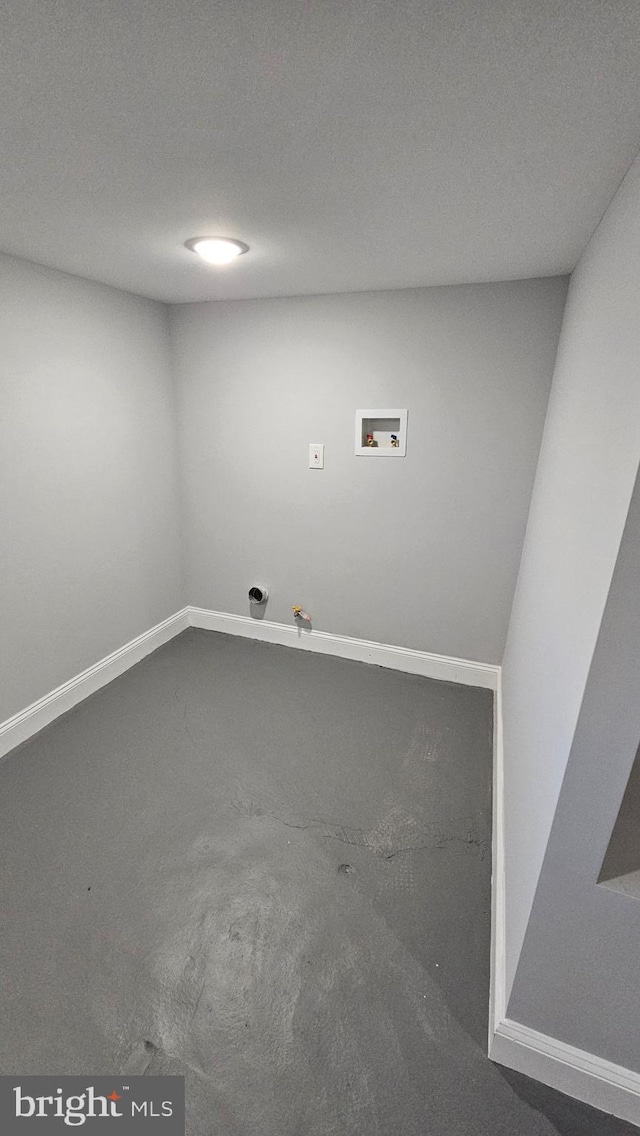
[248,586,268,605]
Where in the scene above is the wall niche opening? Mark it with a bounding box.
[598,738,640,899]
[355,408,407,456]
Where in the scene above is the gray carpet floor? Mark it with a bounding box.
[0,628,636,1135]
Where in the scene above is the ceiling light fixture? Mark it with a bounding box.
[184,236,249,266]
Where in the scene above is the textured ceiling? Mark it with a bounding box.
[2,0,640,303]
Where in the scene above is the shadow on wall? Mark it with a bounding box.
[248,586,268,621]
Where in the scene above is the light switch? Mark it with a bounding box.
[309,443,324,469]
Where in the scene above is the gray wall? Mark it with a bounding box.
[170,279,567,664]
[501,155,640,999]
[0,253,182,721]
[508,462,640,1068]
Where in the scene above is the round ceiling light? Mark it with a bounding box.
[185,236,249,266]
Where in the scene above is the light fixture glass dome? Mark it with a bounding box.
[185,236,249,265]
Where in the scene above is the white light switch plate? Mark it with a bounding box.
[309,443,324,469]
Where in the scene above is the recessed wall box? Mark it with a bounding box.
[355,409,407,456]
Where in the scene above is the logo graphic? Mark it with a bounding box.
[0,1076,184,1133]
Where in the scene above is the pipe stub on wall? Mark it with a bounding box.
[248,586,268,605]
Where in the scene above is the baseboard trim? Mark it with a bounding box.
[187,607,500,690]
[0,608,190,759]
[0,606,497,759]
[490,1018,640,1126]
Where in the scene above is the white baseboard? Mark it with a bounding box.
[488,672,640,1126]
[490,1018,640,1126]
[0,606,496,759]
[0,608,190,759]
[187,607,500,690]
